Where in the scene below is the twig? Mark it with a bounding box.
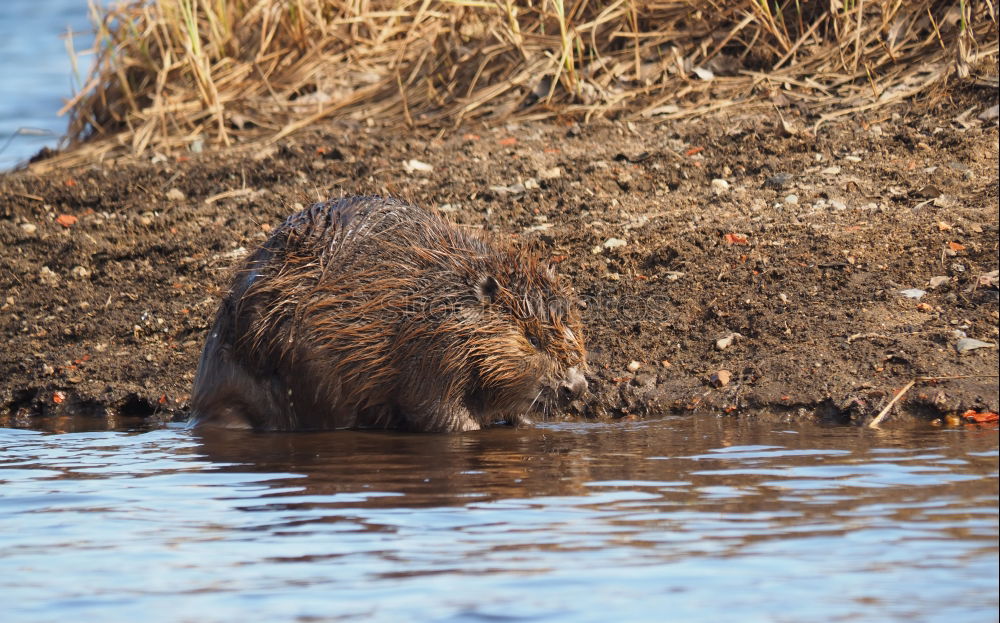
[869,379,916,428]
[203,188,255,204]
[868,374,1000,428]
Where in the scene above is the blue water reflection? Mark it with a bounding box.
[1,418,997,622]
[0,0,94,168]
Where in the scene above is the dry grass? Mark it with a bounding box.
[36,0,999,171]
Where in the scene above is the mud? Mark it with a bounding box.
[2,95,997,428]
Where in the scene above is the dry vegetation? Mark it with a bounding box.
[41,0,998,171]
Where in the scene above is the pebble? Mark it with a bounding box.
[900,288,926,299]
[710,178,730,194]
[538,166,562,180]
[38,266,60,285]
[830,200,847,211]
[820,166,841,175]
[603,237,627,249]
[710,369,732,387]
[166,188,186,202]
[489,183,526,196]
[403,159,433,173]
[715,332,742,350]
[955,338,995,354]
[19,222,37,234]
[928,276,950,289]
[784,194,798,205]
[627,360,642,372]
[764,173,792,189]
[70,266,91,280]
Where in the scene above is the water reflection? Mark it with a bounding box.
[1,417,997,623]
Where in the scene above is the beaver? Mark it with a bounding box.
[189,196,588,432]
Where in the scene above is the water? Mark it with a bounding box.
[0,0,95,169]
[1,417,996,623]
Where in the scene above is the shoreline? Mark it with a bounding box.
[2,102,997,429]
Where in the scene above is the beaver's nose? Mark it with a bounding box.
[559,366,588,399]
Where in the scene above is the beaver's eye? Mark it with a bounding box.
[527,334,541,348]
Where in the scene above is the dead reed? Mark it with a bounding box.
[37,0,999,171]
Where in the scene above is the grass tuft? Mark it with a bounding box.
[40,0,999,170]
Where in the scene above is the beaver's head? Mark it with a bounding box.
[459,252,588,425]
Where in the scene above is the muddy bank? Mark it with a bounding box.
[1,100,997,428]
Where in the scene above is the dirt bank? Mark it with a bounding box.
[2,98,997,429]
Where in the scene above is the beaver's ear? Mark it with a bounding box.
[476,275,499,304]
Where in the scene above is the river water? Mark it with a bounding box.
[0,0,94,169]
[1,416,996,622]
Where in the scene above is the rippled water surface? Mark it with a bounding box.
[1,417,997,622]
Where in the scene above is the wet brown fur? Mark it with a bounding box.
[189,196,587,432]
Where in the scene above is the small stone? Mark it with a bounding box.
[633,373,656,388]
[978,271,999,288]
[19,222,37,234]
[955,338,995,354]
[900,288,926,299]
[403,159,433,173]
[784,194,798,205]
[70,266,91,280]
[166,188,186,202]
[539,166,562,180]
[710,370,732,387]
[928,276,950,289]
[820,166,841,175]
[523,178,540,191]
[830,200,847,211]
[55,214,78,228]
[41,363,54,375]
[710,178,730,194]
[664,271,684,281]
[138,215,153,227]
[38,266,60,285]
[603,237,627,249]
[715,332,742,350]
[627,360,642,373]
[764,173,792,189]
